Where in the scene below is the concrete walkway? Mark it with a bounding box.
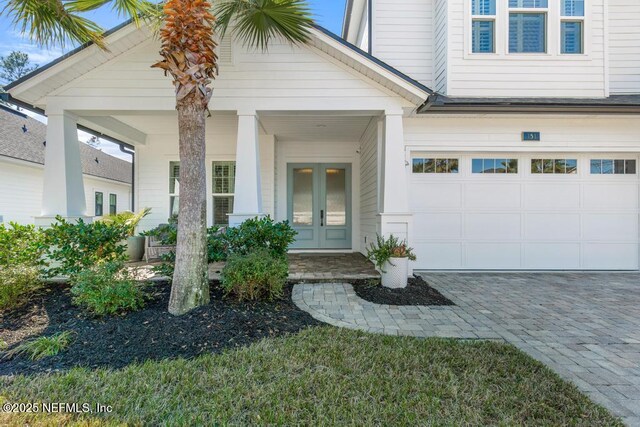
[292,273,640,426]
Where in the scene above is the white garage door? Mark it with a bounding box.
[410,154,639,270]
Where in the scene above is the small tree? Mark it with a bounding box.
[0,51,38,84]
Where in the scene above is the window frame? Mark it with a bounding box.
[412,158,460,174]
[471,0,497,54]
[95,191,104,217]
[169,161,180,218]
[465,0,589,58]
[472,158,519,174]
[530,158,578,175]
[590,159,637,175]
[109,193,117,215]
[211,160,236,226]
[559,0,585,54]
[507,2,549,54]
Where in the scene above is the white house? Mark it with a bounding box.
[4,0,640,271]
[0,105,132,224]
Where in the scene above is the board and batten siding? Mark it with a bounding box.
[359,118,379,254]
[609,0,640,94]
[134,115,275,232]
[372,0,434,87]
[0,158,131,224]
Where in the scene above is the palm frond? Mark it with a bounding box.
[214,0,313,51]
[2,0,105,48]
[66,0,160,27]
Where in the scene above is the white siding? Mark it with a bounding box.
[0,158,131,224]
[359,118,379,253]
[609,0,640,94]
[373,0,434,86]
[447,0,607,97]
[433,0,448,94]
[134,115,275,232]
[52,35,406,110]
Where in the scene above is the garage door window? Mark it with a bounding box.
[531,159,577,174]
[412,158,459,174]
[590,159,636,175]
[472,158,518,174]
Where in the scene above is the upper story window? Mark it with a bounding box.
[561,0,584,54]
[472,0,496,53]
[509,0,548,53]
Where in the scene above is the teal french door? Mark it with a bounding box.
[287,163,352,249]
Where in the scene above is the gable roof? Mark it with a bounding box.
[3,21,432,109]
[0,105,132,184]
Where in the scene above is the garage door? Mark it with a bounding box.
[410,154,639,270]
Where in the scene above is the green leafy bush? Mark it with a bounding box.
[221,217,296,258]
[100,207,152,237]
[0,265,42,311]
[6,331,74,361]
[221,249,288,301]
[70,261,148,316]
[366,234,417,272]
[0,223,46,268]
[43,216,129,278]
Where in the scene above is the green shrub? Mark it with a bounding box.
[70,261,148,316]
[221,249,288,301]
[0,223,46,268]
[43,216,129,278]
[366,234,417,272]
[0,265,42,311]
[6,331,74,361]
[221,217,296,258]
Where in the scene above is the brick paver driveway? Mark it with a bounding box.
[293,273,640,425]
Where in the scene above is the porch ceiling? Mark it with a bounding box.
[259,115,374,142]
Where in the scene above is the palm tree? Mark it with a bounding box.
[2,0,313,315]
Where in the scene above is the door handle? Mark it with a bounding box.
[320,209,324,227]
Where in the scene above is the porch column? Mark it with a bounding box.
[36,110,89,226]
[229,110,263,226]
[379,110,413,264]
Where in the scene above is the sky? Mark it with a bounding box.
[0,0,346,160]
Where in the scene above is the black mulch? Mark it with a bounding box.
[0,282,320,377]
[352,276,455,306]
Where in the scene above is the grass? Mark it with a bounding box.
[5,331,74,361]
[0,327,621,426]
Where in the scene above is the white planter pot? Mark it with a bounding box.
[381,257,409,289]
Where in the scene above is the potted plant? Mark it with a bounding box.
[366,234,417,289]
[100,208,151,262]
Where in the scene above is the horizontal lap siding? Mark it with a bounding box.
[55,38,399,104]
[373,0,434,87]
[0,161,43,224]
[447,0,606,97]
[609,1,640,94]
[84,177,132,217]
[134,115,275,232]
[359,119,378,254]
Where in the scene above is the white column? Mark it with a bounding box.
[378,110,413,272]
[229,110,263,226]
[36,110,89,225]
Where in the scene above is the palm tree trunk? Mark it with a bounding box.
[169,98,209,315]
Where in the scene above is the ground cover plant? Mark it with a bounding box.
[221,249,288,301]
[0,327,621,426]
[4,331,74,361]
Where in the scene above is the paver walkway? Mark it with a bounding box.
[292,273,640,426]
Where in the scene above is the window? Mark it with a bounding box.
[169,161,180,217]
[95,192,104,216]
[212,161,236,226]
[509,0,548,53]
[531,159,577,174]
[412,158,459,174]
[472,158,518,174]
[109,194,117,215]
[471,0,496,53]
[561,0,584,54]
[590,159,636,175]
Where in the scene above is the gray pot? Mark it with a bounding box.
[126,236,145,262]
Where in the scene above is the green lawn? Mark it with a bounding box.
[1,327,620,426]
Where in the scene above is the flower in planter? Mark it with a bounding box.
[366,234,416,273]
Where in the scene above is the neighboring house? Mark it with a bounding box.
[0,105,132,224]
[4,0,640,271]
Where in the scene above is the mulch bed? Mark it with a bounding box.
[352,276,455,306]
[0,282,320,377]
